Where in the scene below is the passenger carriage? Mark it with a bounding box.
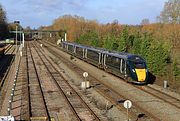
[61,41,148,84]
[74,44,86,59]
[85,47,104,68]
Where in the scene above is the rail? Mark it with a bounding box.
[27,43,51,120]
[32,42,100,121]
[39,40,161,121]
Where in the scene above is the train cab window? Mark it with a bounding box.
[134,62,145,69]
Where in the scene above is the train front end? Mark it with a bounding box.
[127,55,148,84]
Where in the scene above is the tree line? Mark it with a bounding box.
[0,0,179,81]
[41,0,179,82]
[0,4,22,40]
[0,4,8,40]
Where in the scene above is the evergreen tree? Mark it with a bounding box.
[140,32,152,57]
[117,26,129,52]
[103,34,118,50]
[130,32,142,54]
[89,31,99,47]
[173,58,180,81]
[147,42,169,74]
[76,30,100,47]
[103,34,111,50]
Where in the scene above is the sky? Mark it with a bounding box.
[1,0,167,28]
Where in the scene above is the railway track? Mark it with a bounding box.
[27,43,51,120]
[40,40,180,121]
[32,42,101,121]
[38,41,161,121]
[136,85,180,109]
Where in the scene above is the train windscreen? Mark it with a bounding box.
[134,62,146,69]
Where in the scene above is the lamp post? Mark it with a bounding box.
[14,21,20,71]
[14,21,20,54]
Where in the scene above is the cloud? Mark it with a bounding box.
[1,0,167,27]
[23,0,85,11]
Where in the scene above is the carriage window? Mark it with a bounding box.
[106,55,120,70]
[116,58,119,63]
[106,55,111,64]
[112,56,120,68]
[87,50,99,62]
[76,47,83,56]
[68,45,74,52]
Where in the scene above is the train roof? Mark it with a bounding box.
[86,46,105,53]
[101,50,146,62]
[62,41,146,61]
[63,41,87,48]
[63,41,76,46]
[104,51,130,59]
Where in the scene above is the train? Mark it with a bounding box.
[0,43,5,58]
[0,47,5,58]
[61,41,148,84]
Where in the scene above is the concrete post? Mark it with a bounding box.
[65,33,67,41]
[164,80,168,88]
[22,33,24,47]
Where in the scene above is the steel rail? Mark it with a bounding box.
[27,43,51,120]
[32,42,100,121]
[40,40,161,121]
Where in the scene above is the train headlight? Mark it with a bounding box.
[132,69,135,73]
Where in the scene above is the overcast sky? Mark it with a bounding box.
[1,0,166,28]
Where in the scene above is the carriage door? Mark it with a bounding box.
[74,46,76,54]
[98,53,101,65]
[66,44,68,51]
[84,48,87,59]
[103,54,107,68]
[120,59,126,74]
[83,48,85,58]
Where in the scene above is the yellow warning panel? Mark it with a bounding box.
[135,69,146,81]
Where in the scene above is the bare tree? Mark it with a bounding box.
[141,18,150,25]
[157,0,180,24]
[0,4,8,39]
[0,4,6,23]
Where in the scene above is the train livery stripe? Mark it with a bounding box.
[135,69,146,81]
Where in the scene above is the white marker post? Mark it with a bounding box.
[65,33,67,41]
[83,72,89,89]
[22,33,24,47]
[124,100,132,121]
[83,72,88,82]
